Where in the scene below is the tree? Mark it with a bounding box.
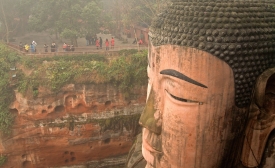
[81,1,102,35]
[0,0,31,42]
[28,0,105,46]
[112,0,171,28]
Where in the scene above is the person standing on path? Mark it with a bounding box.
[63,43,67,51]
[51,42,56,52]
[96,38,100,49]
[85,33,90,46]
[24,43,29,53]
[30,44,35,53]
[32,41,37,52]
[70,44,75,51]
[91,36,95,45]
[105,39,109,51]
[99,37,102,49]
[44,44,48,52]
[138,39,143,46]
[111,37,115,49]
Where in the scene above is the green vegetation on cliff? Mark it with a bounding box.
[0,44,19,134]
[0,43,147,134]
[0,155,7,166]
[17,49,147,97]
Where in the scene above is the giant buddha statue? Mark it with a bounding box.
[127,0,275,168]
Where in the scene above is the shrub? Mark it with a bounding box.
[17,49,148,97]
[0,43,19,134]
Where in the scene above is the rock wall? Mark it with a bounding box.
[1,83,146,168]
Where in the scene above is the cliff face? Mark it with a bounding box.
[1,83,146,168]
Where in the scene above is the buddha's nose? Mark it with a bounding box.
[139,89,162,135]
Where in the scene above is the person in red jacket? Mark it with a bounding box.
[62,43,67,51]
[105,39,109,51]
[138,39,143,46]
[96,38,100,49]
[111,37,115,49]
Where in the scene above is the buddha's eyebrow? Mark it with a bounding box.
[160,69,208,88]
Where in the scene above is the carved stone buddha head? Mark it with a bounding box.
[139,0,275,167]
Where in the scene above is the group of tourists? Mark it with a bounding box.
[86,32,115,50]
[95,37,115,50]
[18,36,116,53]
[42,42,57,52]
[43,42,75,52]
[19,41,75,53]
[85,34,97,46]
[62,43,75,52]
[19,41,37,53]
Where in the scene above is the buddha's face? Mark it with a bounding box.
[140,44,236,168]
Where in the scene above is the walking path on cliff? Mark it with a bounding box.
[8,31,147,56]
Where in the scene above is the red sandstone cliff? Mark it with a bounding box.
[0,83,146,168]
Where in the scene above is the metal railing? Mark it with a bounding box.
[7,43,148,57]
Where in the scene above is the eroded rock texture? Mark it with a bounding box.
[1,83,146,168]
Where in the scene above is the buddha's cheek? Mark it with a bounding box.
[161,102,200,167]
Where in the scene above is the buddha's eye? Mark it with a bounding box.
[165,89,203,105]
[167,90,187,102]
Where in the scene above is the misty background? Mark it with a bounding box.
[0,0,170,46]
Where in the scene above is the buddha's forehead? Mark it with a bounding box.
[151,45,232,89]
[152,45,221,69]
[149,0,275,107]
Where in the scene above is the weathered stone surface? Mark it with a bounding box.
[1,83,146,168]
[150,0,275,107]
[241,69,275,168]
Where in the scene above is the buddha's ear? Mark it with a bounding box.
[241,67,275,167]
[253,68,275,108]
[247,68,275,120]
